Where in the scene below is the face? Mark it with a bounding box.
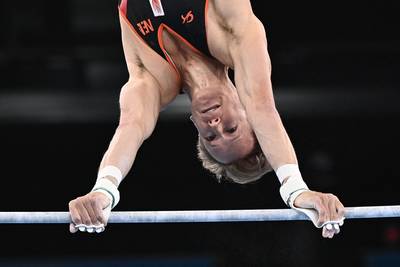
[191,87,256,164]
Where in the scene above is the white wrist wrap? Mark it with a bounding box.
[97,166,123,185]
[92,178,120,209]
[276,164,301,184]
[277,164,309,207]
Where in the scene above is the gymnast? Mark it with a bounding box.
[68,0,345,238]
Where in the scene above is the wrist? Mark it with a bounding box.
[92,178,120,209]
[276,164,301,184]
[276,164,310,207]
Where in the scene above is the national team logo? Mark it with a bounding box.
[149,0,165,17]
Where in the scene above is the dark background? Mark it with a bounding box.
[0,1,399,266]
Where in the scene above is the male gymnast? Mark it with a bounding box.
[69,0,345,238]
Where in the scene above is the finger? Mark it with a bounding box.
[328,228,336,238]
[322,225,336,238]
[315,199,330,227]
[95,224,105,233]
[327,223,337,238]
[322,226,330,238]
[329,230,335,238]
[69,200,83,226]
[328,197,338,221]
[93,199,107,226]
[74,224,88,232]
[83,200,99,226]
[322,221,341,235]
[325,223,333,231]
[333,223,340,234]
[336,201,345,220]
[76,200,92,227]
[69,223,78,233]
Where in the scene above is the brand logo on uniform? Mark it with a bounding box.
[181,10,194,24]
[149,0,165,17]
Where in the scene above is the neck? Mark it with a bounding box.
[177,56,228,98]
[161,29,229,98]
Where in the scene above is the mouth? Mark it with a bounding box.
[201,104,221,114]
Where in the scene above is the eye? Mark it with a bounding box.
[226,126,238,134]
[205,134,216,142]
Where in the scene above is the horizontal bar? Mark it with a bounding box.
[0,206,399,224]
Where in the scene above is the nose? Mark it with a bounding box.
[208,117,221,127]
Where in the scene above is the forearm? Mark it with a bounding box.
[247,105,298,171]
[98,122,145,185]
[233,46,297,170]
[97,77,161,186]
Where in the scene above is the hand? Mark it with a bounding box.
[68,191,111,234]
[294,191,345,239]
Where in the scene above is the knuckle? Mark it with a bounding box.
[71,216,81,224]
[70,198,79,206]
[76,197,85,205]
[314,198,323,206]
[97,215,104,222]
[323,195,331,201]
[89,197,97,206]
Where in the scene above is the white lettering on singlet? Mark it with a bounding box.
[149,0,165,17]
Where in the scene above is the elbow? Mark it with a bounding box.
[245,97,279,125]
[244,88,277,115]
[251,102,279,116]
[255,98,277,114]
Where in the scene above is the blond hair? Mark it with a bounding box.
[197,137,272,184]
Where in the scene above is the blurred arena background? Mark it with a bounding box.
[0,1,399,266]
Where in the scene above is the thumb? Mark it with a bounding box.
[293,191,315,209]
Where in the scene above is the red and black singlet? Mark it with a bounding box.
[119,0,212,73]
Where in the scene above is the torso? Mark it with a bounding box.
[118,0,248,107]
